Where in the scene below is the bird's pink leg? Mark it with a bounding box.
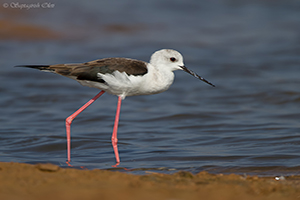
[111,96,122,165]
[65,90,105,162]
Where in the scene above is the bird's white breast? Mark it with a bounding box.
[76,63,175,99]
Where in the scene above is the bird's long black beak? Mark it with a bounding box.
[181,66,215,87]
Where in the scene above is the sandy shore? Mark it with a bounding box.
[0,162,299,200]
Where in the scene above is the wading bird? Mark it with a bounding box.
[16,49,215,166]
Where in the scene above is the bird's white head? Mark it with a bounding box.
[150,49,184,71]
[150,49,215,87]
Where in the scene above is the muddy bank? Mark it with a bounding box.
[0,19,60,40]
[0,162,299,200]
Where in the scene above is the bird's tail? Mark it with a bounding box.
[15,65,54,72]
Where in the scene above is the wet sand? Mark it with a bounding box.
[0,162,299,200]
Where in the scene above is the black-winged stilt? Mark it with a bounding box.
[16,49,215,166]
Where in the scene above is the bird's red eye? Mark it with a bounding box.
[170,57,176,62]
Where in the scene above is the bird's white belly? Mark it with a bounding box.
[77,70,174,99]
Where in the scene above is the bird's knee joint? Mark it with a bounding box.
[66,117,73,125]
[111,137,118,144]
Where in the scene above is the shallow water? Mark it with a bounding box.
[0,0,300,175]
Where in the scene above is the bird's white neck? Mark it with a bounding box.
[139,63,175,95]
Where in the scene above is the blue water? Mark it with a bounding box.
[1,0,300,175]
